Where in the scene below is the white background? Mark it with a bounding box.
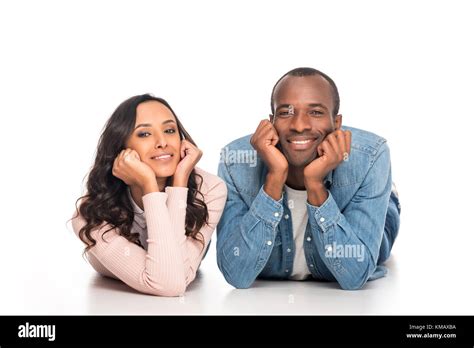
[1,0,473,314]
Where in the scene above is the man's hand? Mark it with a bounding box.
[112,149,158,193]
[250,120,288,200]
[172,139,203,187]
[304,129,351,206]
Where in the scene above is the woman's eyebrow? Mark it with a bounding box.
[134,119,176,129]
[162,119,176,125]
[134,123,152,130]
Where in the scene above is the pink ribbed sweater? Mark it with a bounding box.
[72,168,227,297]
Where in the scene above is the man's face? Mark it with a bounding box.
[271,75,342,168]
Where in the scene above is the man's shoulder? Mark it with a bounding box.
[331,126,390,187]
[343,126,388,156]
[221,134,253,151]
[218,134,264,196]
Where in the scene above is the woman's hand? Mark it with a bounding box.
[112,149,159,193]
[172,140,203,187]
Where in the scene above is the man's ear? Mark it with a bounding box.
[334,114,342,130]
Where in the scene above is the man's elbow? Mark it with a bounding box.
[217,258,255,289]
[230,277,254,289]
[339,280,367,291]
[337,271,371,291]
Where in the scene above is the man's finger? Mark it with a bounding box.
[267,125,280,146]
[317,143,324,157]
[335,130,347,158]
[321,139,337,160]
[256,119,270,133]
[326,132,342,159]
[344,130,352,155]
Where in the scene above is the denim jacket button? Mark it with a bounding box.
[284,214,289,219]
[274,212,280,217]
[287,248,291,253]
[306,237,312,242]
[320,217,325,222]
[266,240,272,246]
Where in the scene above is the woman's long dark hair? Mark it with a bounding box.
[75,94,208,254]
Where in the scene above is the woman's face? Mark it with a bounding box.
[126,100,182,179]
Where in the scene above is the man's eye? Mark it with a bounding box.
[278,111,290,116]
[138,132,151,138]
[309,110,323,116]
[165,128,176,134]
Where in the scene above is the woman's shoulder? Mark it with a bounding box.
[194,167,227,196]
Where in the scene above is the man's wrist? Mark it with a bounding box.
[305,180,328,207]
[264,172,286,201]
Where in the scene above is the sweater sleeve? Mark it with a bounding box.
[165,175,227,285]
[72,175,227,297]
[72,192,186,297]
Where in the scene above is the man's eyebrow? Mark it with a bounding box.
[134,119,176,129]
[308,103,329,111]
[276,104,292,111]
[276,103,329,111]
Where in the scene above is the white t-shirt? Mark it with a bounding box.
[285,185,312,280]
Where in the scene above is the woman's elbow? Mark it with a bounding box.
[156,286,186,297]
[142,278,187,297]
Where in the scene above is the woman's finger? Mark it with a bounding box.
[129,149,140,160]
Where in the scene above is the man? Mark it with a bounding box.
[216,67,400,290]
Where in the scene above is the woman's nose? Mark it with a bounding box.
[154,136,167,149]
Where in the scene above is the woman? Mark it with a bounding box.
[72,94,227,296]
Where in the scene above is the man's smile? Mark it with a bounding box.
[286,136,319,151]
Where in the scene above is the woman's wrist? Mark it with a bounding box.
[140,180,160,194]
[172,173,190,187]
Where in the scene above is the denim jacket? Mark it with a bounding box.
[216,126,400,290]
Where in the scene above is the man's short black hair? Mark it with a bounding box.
[270,67,340,117]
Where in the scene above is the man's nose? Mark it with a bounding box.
[290,112,311,133]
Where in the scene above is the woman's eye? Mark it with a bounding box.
[165,128,176,134]
[137,132,151,138]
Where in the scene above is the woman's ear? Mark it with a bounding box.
[334,114,342,130]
